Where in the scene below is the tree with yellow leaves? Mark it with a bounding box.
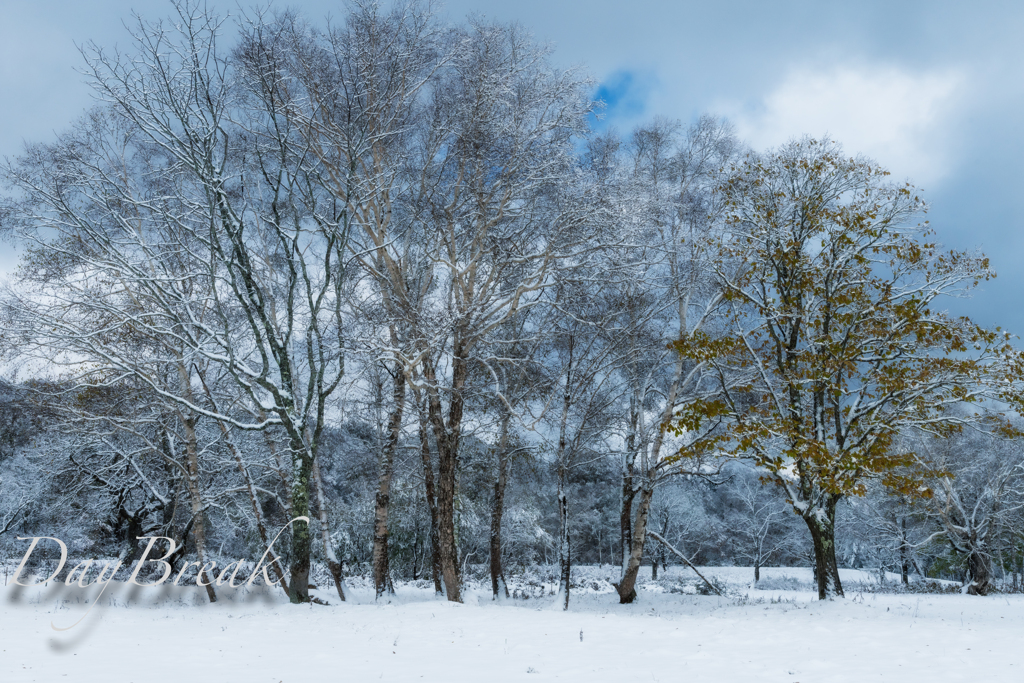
[671,138,1020,599]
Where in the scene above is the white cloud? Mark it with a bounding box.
[720,65,967,187]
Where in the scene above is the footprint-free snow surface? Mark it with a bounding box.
[3,566,1020,682]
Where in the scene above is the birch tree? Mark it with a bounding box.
[2,1,351,603]
[267,0,446,599]
[298,15,597,602]
[544,278,626,609]
[602,117,737,603]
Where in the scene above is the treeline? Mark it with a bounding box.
[1,0,1023,606]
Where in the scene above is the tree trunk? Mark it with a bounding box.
[179,419,217,604]
[620,394,640,577]
[417,399,444,596]
[617,338,685,601]
[313,460,345,602]
[556,479,571,610]
[804,497,843,599]
[619,471,635,578]
[171,361,217,604]
[421,350,465,603]
[435,440,461,603]
[966,548,992,596]
[654,518,668,580]
[754,561,760,583]
[616,484,654,603]
[490,412,511,600]
[554,352,574,611]
[288,439,313,603]
[900,517,910,586]
[373,365,406,599]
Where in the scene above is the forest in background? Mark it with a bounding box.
[2,0,1024,608]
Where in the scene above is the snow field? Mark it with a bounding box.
[2,567,1019,682]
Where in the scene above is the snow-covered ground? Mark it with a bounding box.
[3,566,1020,682]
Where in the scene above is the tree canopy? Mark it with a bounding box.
[671,138,1022,598]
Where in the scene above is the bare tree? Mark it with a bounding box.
[292,14,598,602]
[2,2,351,603]
[542,277,627,609]
[599,117,737,603]
[723,466,793,583]
[917,424,1024,595]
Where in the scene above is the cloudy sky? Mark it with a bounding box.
[2,0,1021,330]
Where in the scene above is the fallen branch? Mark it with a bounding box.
[647,530,723,596]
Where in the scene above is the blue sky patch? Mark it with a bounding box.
[591,70,655,129]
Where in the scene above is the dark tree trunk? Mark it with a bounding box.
[966,548,992,596]
[620,396,639,574]
[616,484,654,604]
[900,517,910,586]
[619,472,635,576]
[417,401,444,596]
[489,413,511,600]
[653,517,668,580]
[804,496,843,600]
[556,481,571,610]
[288,438,313,604]
[373,365,406,599]
[421,349,466,602]
[754,562,760,583]
[435,436,461,602]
